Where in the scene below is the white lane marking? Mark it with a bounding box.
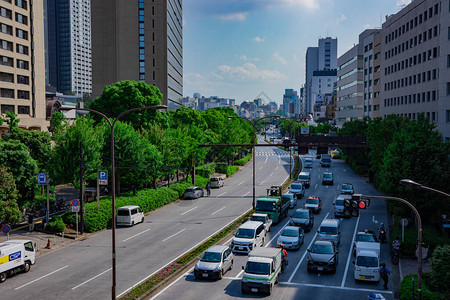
[314,184,318,189]
[15,265,70,290]
[372,215,379,224]
[243,191,250,197]
[119,207,254,299]
[122,228,151,242]
[72,268,112,290]
[211,206,226,216]
[341,216,360,287]
[260,166,264,170]
[180,206,197,216]
[279,156,281,164]
[259,180,266,185]
[265,218,290,247]
[162,229,186,242]
[234,269,245,279]
[287,212,329,283]
[275,166,279,170]
[264,156,268,164]
[279,282,393,294]
[238,181,245,186]
[216,192,226,198]
[270,172,274,177]
[150,269,193,300]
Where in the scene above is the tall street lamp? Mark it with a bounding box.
[360,194,423,300]
[400,179,450,198]
[228,115,279,209]
[59,105,167,300]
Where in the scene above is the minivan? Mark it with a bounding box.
[210,177,224,188]
[320,155,331,167]
[317,219,341,246]
[230,221,265,254]
[333,195,352,218]
[117,205,144,226]
[289,182,305,199]
[297,172,311,188]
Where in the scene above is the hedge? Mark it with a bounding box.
[214,162,228,174]
[45,216,66,233]
[226,165,239,177]
[195,163,216,178]
[235,153,252,166]
[400,273,440,300]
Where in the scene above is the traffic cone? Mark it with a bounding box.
[45,239,51,249]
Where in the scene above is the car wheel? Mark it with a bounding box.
[131,221,135,226]
[24,261,31,273]
[218,270,223,280]
[0,272,6,283]
[141,217,144,223]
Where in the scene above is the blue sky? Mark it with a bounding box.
[183,0,412,105]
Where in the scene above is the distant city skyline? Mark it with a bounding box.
[183,0,412,104]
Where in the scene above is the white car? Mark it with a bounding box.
[194,245,234,280]
[304,158,313,168]
[277,226,304,250]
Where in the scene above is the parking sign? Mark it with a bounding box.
[37,173,47,185]
[98,170,108,185]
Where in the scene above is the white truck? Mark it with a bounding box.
[0,240,36,283]
[354,242,380,282]
[241,247,282,295]
[250,213,272,233]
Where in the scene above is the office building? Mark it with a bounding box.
[0,0,48,132]
[45,0,92,95]
[91,0,183,106]
[380,0,449,140]
[283,89,299,118]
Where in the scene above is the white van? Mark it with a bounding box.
[231,221,265,254]
[117,205,144,226]
[354,248,380,282]
[317,219,341,246]
[0,240,35,283]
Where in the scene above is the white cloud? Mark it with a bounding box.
[363,24,372,29]
[253,36,265,43]
[215,63,286,82]
[335,14,346,25]
[239,55,259,62]
[396,0,411,7]
[273,53,288,65]
[277,0,321,10]
[218,12,247,21]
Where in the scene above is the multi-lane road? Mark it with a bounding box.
[0,137,294,299]
[151,150,399,300]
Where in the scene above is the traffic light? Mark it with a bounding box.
[343,195,369,217]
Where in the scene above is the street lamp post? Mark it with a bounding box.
[228,116,279,210]
[59,105,167,300]
[360,194,423,300]
[400,179,450,198]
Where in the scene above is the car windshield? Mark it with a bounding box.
[306,198,319,205]
[251,216,265,223]
[311,243,334,254]
[245,262,270,275]
[335,199,344,206]
[356,256,378,267]
[210,178,218,182]
[200,251,222,262]
[235,228,255,239]
[185,188,195,193]
[256,201,277,212]
[282,195,293,202]
[282,228,299,237]
[298,175,309,180]
[291,184,302,190]
[293,211,309,218]
[356,234,376,242]
[305,159,312,162]
[323,174,333,179]
[319,226,337,235]
[342,184,353,190]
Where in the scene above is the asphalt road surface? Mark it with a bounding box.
[0,137,294,300]
[151,153,399,300]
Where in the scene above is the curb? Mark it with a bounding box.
[398,259,404,281]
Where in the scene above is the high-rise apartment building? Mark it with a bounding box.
[380,0,449,140]
[283,89,299,118]
[45,0,92,95]
[304,37,337,115]
[0,0,48,132]
[91,0,183,106]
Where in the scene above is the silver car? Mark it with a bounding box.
[194,245,234,280]
[183,186,204,199]
[277,226,304,250]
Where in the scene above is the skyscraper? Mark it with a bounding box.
[45,0,92,95]
[91,0,183,106]
[0,0,48,132]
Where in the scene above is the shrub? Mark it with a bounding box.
[194,175,209,188]
[215,162,228,174]
[400,273,440,300]
[168,182,191,198]
[45,216,66,233]
[429,245,450,298]
[235,153,252,166]
[226,166,239,177]
[195,163,216,178]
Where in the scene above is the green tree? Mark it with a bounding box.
[429,244,450,298]
[0,140,38,203]
[2,111,20,130]
[89,80,165,130]
[0,166,22,224]
[49,111,68,140]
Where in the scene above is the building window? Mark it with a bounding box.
[0,55,13,66]
[17,90,29,99]
[15,12,27,24]
[1,7,12,19]
[17,74,28,84]
[15,0,27,10]
[0,22,12,35]
[18,105,29,114]
[0,71,13,82]
[16,28,27,40]
[16,43,28,55]
[17,59,28,69]
[0,88,14,98]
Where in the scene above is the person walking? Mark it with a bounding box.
[28,213,34,232]
[206,183,211,197]
[379,263,391,289]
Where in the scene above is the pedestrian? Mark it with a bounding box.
[379,263,391,289]
[28,213,34,232]
[206,183,211,197]
[280,244,288,272]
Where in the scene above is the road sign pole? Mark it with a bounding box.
[7,232,9,240]
[97,171,100,209]
[76,211,78,236]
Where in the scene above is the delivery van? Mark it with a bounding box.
[117,205,144,226]
[0,240,36,283]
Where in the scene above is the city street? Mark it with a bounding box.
[0,138,294,300]
[151,154,399,300]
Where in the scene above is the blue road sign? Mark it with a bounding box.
[72,199,79,206]
[37,173,47,185]
[98,170,108,185]
[1,224,11,234]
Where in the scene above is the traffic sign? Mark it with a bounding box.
[72,199,79,206]
[72,206,80,212]
[1,224,11,234]
[37,173,47,185]
[301,127,310,135]
[98,170,108,185]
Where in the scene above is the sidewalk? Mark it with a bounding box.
[399,257,431,280]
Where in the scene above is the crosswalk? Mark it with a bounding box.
[256,150,290,156]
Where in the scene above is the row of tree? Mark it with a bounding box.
[0,81,255,224]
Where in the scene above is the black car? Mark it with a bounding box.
[322,172,334,185]
[307,240,339,273]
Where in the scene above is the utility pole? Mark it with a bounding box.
[79,142,84,234]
